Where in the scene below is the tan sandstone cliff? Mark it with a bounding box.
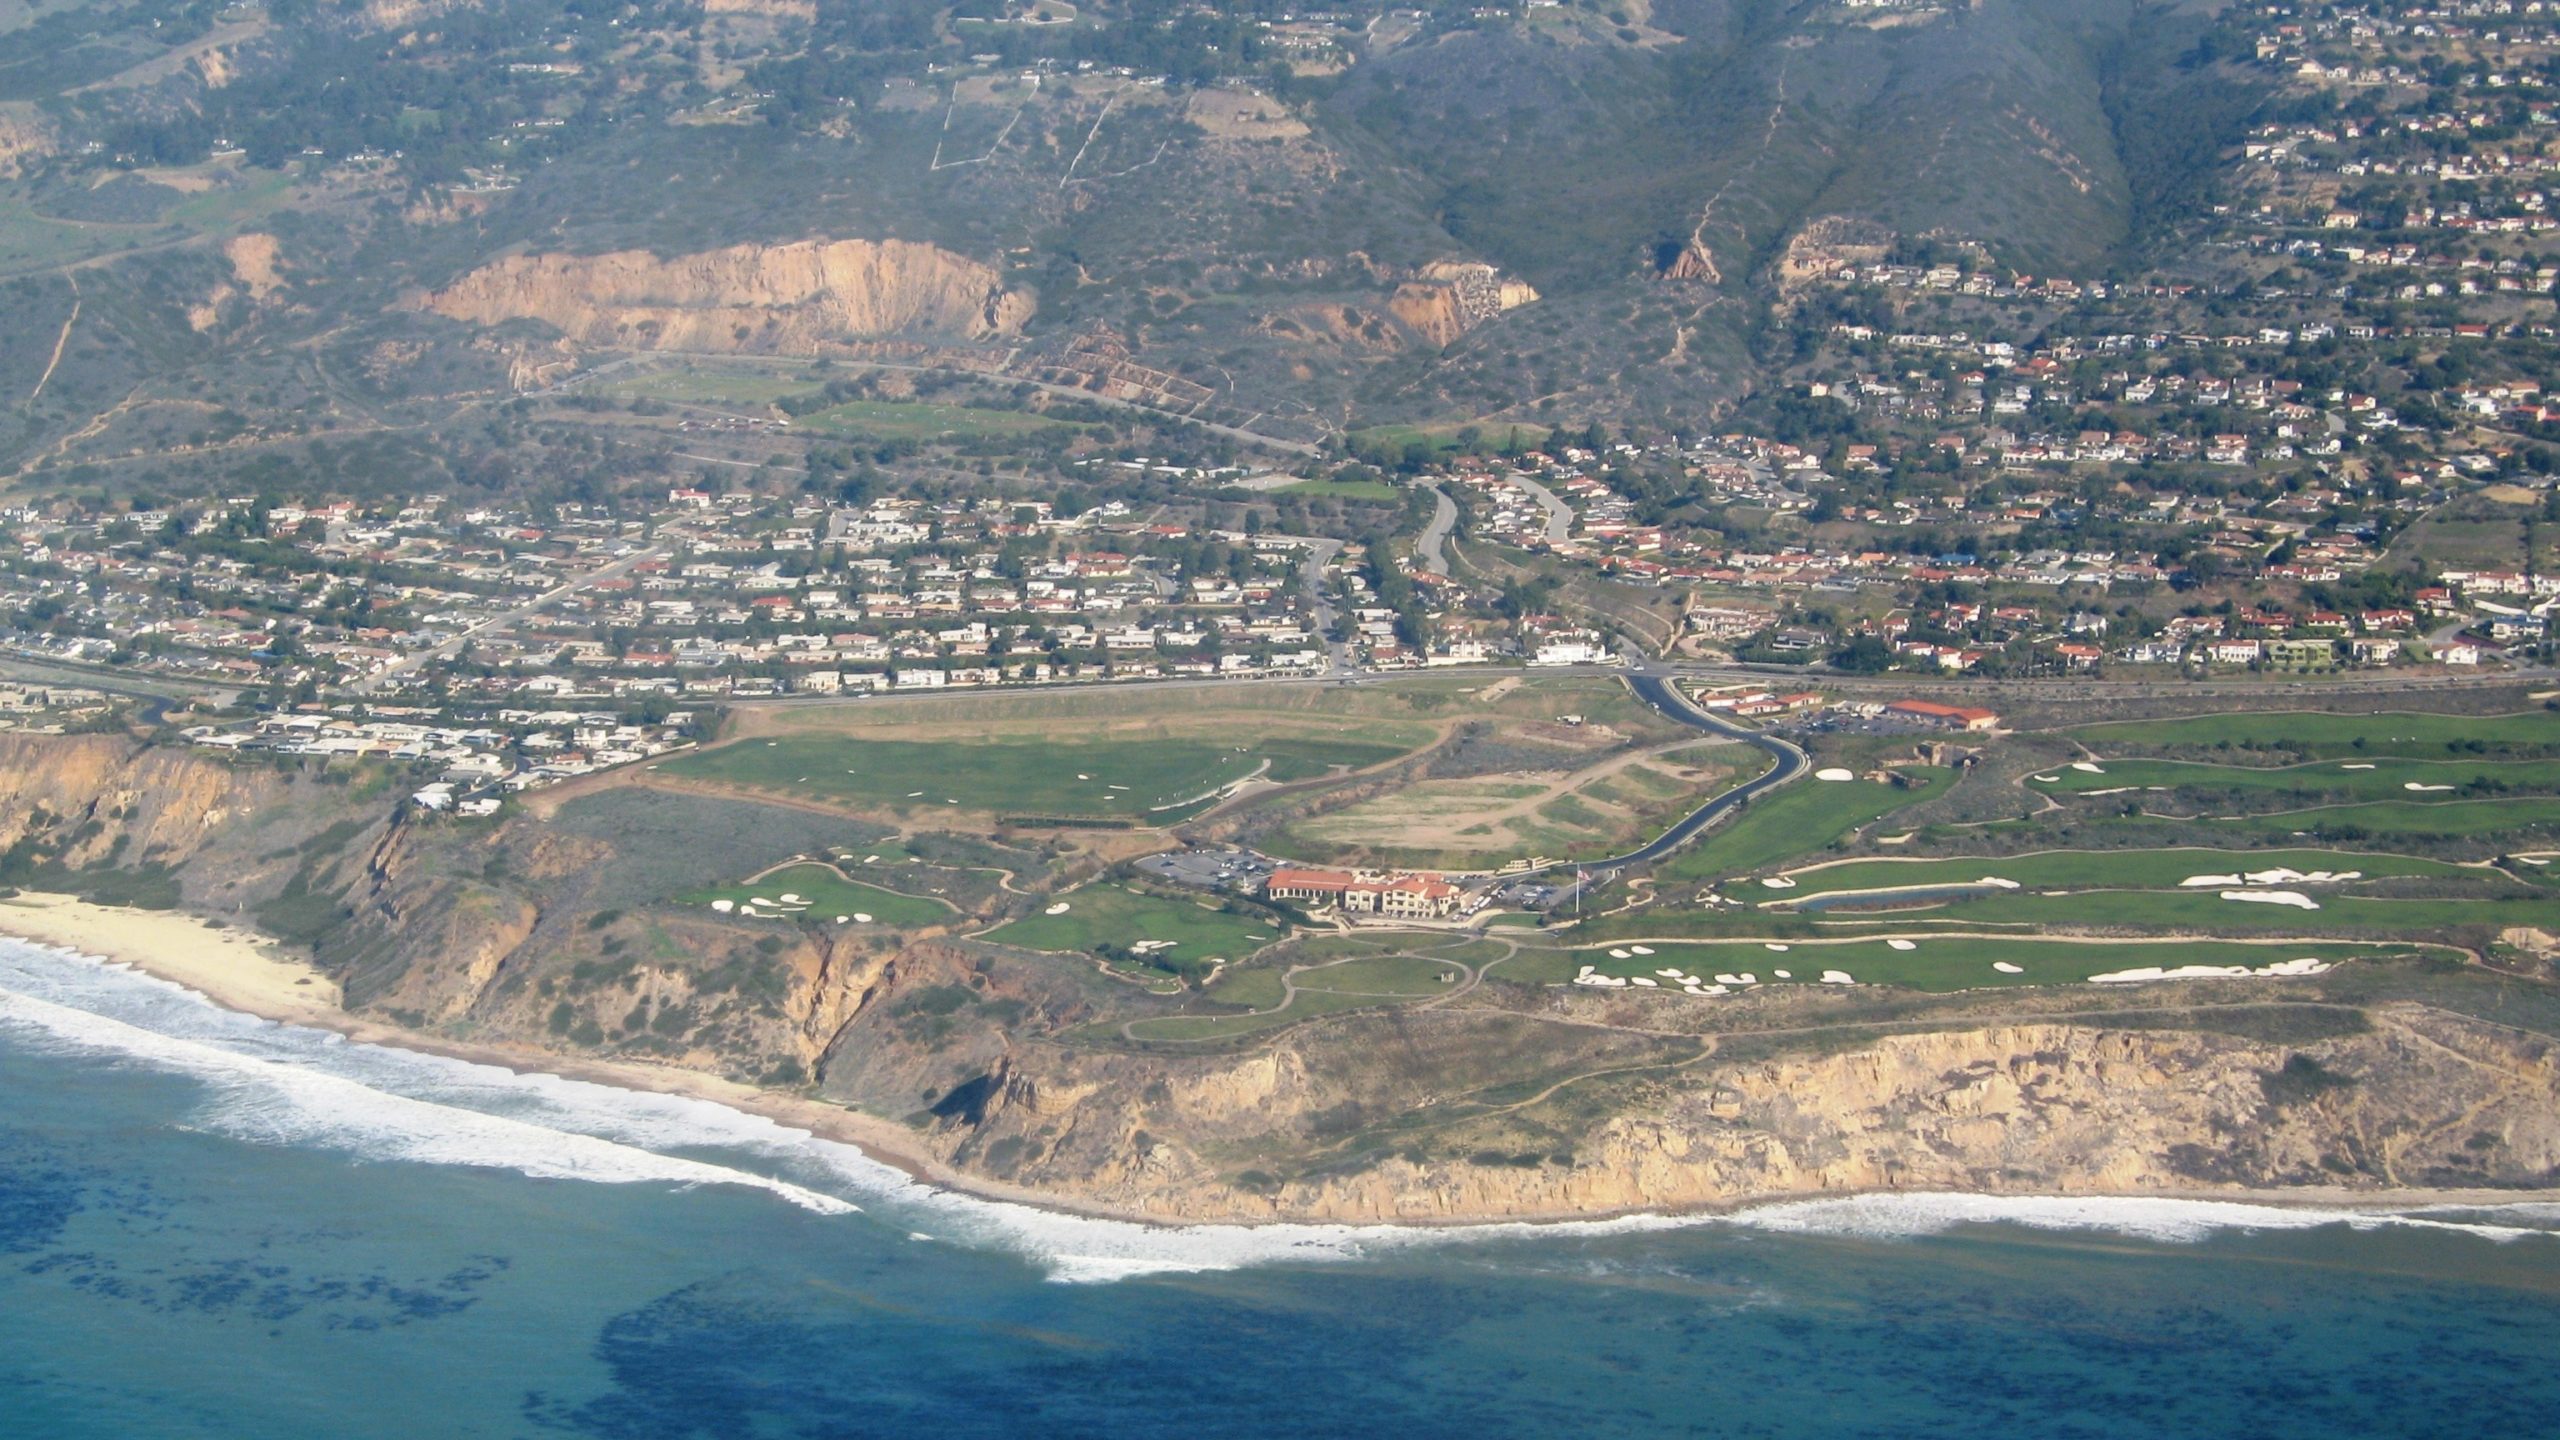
[417,238,1034,353]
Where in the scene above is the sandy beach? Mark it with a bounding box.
[0,890,2546,1232]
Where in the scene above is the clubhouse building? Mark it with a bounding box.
[1264,867,1463,919]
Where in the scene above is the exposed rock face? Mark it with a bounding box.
[910,1012,2560,1223]
[417,239,1034,353]
[1388,262,1540,348]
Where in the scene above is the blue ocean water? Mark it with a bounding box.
[3,938,2557,1439]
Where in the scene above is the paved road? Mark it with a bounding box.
[1416,483,1458,578]
[1508,471,1576,545]
[1543,671,1811,907]
[351,546,666,695]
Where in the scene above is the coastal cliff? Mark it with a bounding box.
[0,734,2553,1226]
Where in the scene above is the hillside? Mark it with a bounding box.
[0,0,2266,473]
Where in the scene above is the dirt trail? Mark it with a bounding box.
[29,274,77,402]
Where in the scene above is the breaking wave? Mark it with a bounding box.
[1,937,2552,1283]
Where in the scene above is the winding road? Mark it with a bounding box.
[1544,670,1811,905]
[1416,484,1458,578]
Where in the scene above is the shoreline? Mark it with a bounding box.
[1,890,2551,1233]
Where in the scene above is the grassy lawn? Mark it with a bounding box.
[2027,756,2560,802]
[1293,954,1464,996]
[1661,767,1956,883]
[663,731,1414,819]
[603,370,821,407]
[982,884,1283,973]
[1893,885,2560,934]
[2067,709,2560,759]
[2195,796,2560,843]
[1762,847,2482,901]
[679,863,951,927]
[1278,477,1402,501]
[795,399,1085,441]
[1504,935,2406,993]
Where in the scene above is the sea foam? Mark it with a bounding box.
[2,937,2553,1283]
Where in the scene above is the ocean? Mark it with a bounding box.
[2,934,2556,1439]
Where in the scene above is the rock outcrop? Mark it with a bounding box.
[911,1011,2560,1223]
[417,238,1034,353]
[1388,262,1540,347]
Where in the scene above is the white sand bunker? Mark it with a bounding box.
[2222,889,2319,910]
[2070,761,2105,773]
[1630,976,1658,987]
[1772,969,1792,979]
[1631,945,1655,956]
[2092,957,2332,984]
[1815,767,1855,782]
[1760,877,1797,890]
[1821,970,1856,985]
[2405,782,2455,792]
[1992,961,2024,974]
[853,912,873,923]
[711,899,735,913]
[2184,868,2363,889]
[1045,902,1072,915]
[1887,939,1917,951]
[1609,948,1632,960]
[778,893,805,904]
[2340,763,2375,771]
[834,915,849,924]
[1977,877,2021,889]
[2032,774,2061,783]
[1764,942,1790,952]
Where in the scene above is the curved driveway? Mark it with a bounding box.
[1594,671,1809,868]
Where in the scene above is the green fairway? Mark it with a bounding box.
[2196,796,2560,843]
[983,884,1283,974]
[1661,767,1955,882]
[2067,709,2560,759]
[664,731,1417,819]
[1293,954,1464,996]
[2028,756,2560,802]
[1874,888,2560,936]
[1760,847,2482,902]
[1509,935,2403,993]
[681,864,952,928]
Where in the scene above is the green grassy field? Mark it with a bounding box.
[1878,888,2560,936]
[665,731,1417,819]
[680,864,951,928]
[2067,709,2560,759]
[1505,935,2402,993]
[2028,756,2560,802]
[1278,477,1402,501]
[982,884,1282,972]
[2194,796,2560,843]
[795,399,1084,441]
[1661,767,1956,882]
[1759,847,2482,902]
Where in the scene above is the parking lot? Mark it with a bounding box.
[1137,847,1276,893]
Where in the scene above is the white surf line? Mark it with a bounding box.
[7,940,2551,1284]
[30,273,78,403]
[0,981,855,1215]
[1058,86,1124,187]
